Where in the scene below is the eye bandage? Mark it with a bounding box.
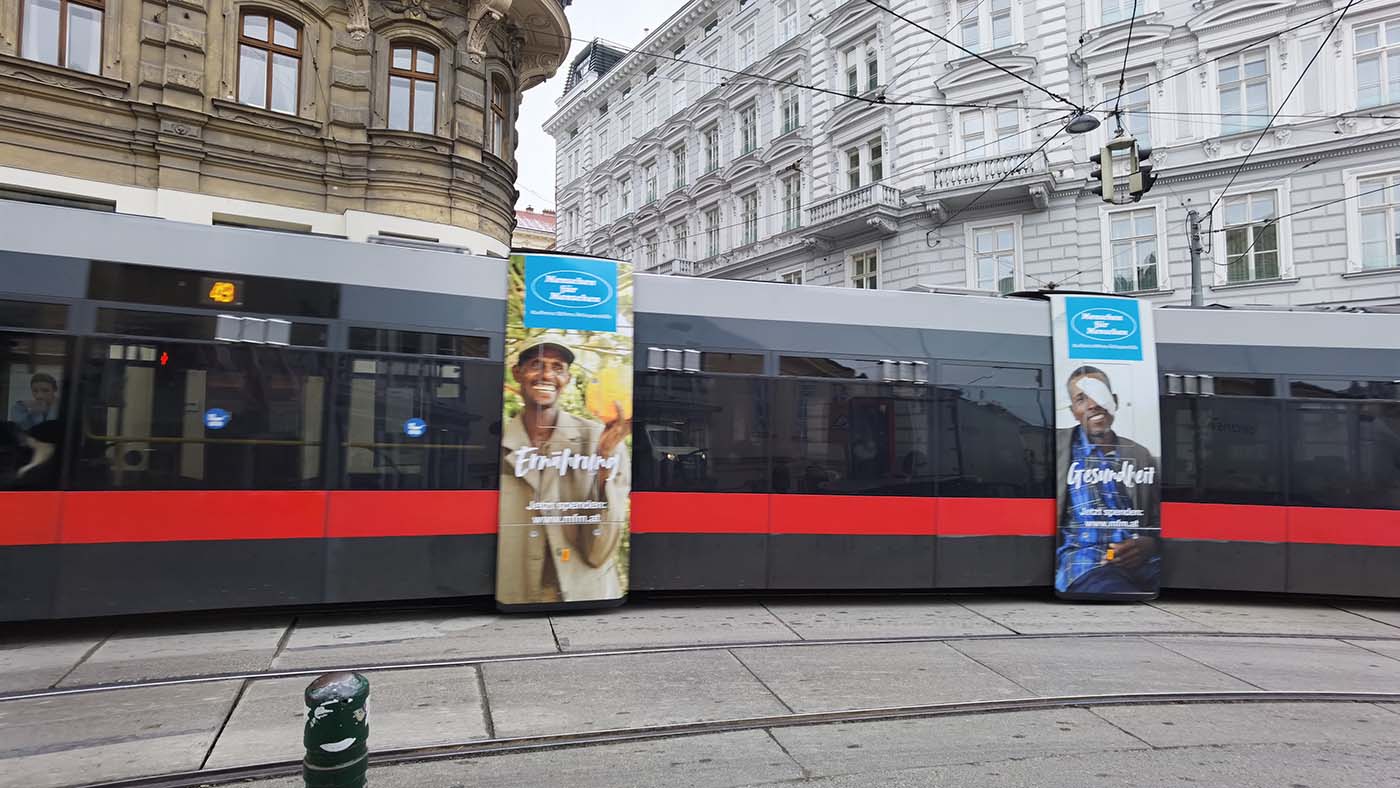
[1078,377,1117,416]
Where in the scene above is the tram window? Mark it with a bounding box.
[1161,397,1284,505]
[88,261,339,318]
[633,372,769,493]
[1212,376,1276,397]
[1288,401,1400,510]
[96,308,218,341]
[770,379,934,496]
[0,332,70,491]
[348,327,489,358]
[779,356,882,379]
[73,342,328,490]
[701,352,763,375]
[1290,379,1399,400]
[0,300,67,331]
[339,357,499,490]
[934,386,1053,498]
[939,363,1045,389]
[290,323,329,348]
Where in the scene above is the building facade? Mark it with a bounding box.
[0,0,570,253]
[547,0,1400,309]
[512,204,556,247]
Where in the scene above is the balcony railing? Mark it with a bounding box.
[807,182,902,226]
[928,150,1047,191]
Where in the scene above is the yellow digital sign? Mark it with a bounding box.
[199,276,245,307]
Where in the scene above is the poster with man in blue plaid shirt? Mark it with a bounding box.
[1049,295,1162,601]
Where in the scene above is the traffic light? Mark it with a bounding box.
[1089,150,1110,201]
[1129,143,1156,202]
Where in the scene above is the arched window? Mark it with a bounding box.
[237,10,301,114]
[20,0,104,74]
[388,41,437,133]
[490,74,511,157]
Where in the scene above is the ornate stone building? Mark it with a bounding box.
[0,0,569,253]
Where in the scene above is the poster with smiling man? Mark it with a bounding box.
[1049,294,1162,601]
[495,253,634,611]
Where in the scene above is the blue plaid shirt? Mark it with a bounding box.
[1056,426,1140,591]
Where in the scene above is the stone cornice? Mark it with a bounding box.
[0,54,131,101]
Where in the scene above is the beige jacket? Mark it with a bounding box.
[495,409,629,605]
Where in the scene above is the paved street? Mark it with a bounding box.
[1,594,1399,787]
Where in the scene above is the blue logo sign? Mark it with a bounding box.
[404,418,427,438]
[204,408,231,430]
[1065,296,1144,361]
[522,254,619,332]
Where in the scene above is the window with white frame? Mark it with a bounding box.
[846,147,862,190]
[780,84,800,133]
[960,104,1020,156]
[782,174,802,230]
[1108,208,1159,292]
[671,76,686,115]
[960,0,1013,53]
[738,25,755,68]
[850,249,878,289]
[1218,48,1270,134]
[597,121,610,160]
[869,138,884,181]
[1354,20,1400,108]
[779,0,799,42]
[620,111,631,143]
[704,126,720,172]
[703,206,721,256]
[739,103,757,154]
[973,224,1017,293]
[1100,0,1140,26]
[841,39,879,96]
[619,178,631,215]
[644,94,656,130]
[21,0,105,75]
[1108,74,1151,146]
[780,268,804,284]
[741,191,759,245]
[844,138,884,190]
[644,235,658,267]
[1221,191,1280,283]
[1358,173,1400,269]
[670,219,687,258]
[644,162,658,203]
[566,146,580,182]
[672,144,687,188]
[960,110,984,155]
[596,188,610,225]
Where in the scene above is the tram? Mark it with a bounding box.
[1,201,1397,620]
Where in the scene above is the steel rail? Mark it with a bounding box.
[6,629,1399,704]
[76,690,1400,788]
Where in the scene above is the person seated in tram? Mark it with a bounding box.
[9,372,58,431]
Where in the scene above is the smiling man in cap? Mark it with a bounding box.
[496,333,630,606]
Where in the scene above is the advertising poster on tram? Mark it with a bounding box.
[1049,294,1162,601]
[495,252,634,610]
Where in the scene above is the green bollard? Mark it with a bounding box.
[303,672,370,788]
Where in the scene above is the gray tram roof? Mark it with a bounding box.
[3,200,1398,351]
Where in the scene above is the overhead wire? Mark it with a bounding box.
[890,0,991,94]
[859,0,1080,109]
[928,122,1073,234]
[1202,0,1359,220]
[1110,0,1142,130]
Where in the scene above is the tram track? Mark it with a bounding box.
[6,628,1400,704]
[74,689,1400,788]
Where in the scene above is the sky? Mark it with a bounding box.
[513,1,684,212]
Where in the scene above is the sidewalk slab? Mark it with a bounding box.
[272,612,555,670]
[950,636,1253,695]
[957,598,1207,634]
[481,649,789,737]
[548,603,798,651]
[1150,636,1400,691]
[0,630,108,694]
[1149,600,1400,637]
[772,707,1146,779]
[1091,701,1400,748]
[240,729,801,788]
[60,617,291,686]
[763,599,1012,640]
[206,666,487,769]
[0,681,240,788]
[733,642,1025,712]
[1335,604,1400,630]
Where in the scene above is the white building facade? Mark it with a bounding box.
[547,0,1400,309]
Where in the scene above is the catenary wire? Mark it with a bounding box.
[1208,179,1393,270]
[860,0,1079,109]
[1203,0,1359,220]
[890,0,991,94]
[1110,0,1142,128]
[928,122,1071,233]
